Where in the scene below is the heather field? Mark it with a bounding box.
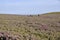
[0,12,60,40]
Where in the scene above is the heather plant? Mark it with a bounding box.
[0,12,60,40]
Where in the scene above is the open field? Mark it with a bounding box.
[0,12,60,40]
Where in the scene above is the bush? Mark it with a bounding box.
[56,36,60,40]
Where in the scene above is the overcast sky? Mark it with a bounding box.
[0,0,60,15]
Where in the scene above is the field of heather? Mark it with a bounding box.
[0,12,60,40]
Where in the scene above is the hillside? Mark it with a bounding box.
[0,12,60,40]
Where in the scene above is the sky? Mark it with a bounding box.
[0,0,60,15]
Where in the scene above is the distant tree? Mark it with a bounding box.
[38,14,40,16]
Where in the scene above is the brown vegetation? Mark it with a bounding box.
[0,12,60,40]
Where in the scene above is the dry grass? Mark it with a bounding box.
[0,12,60,40]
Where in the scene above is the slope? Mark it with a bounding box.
[0,12,60,40]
